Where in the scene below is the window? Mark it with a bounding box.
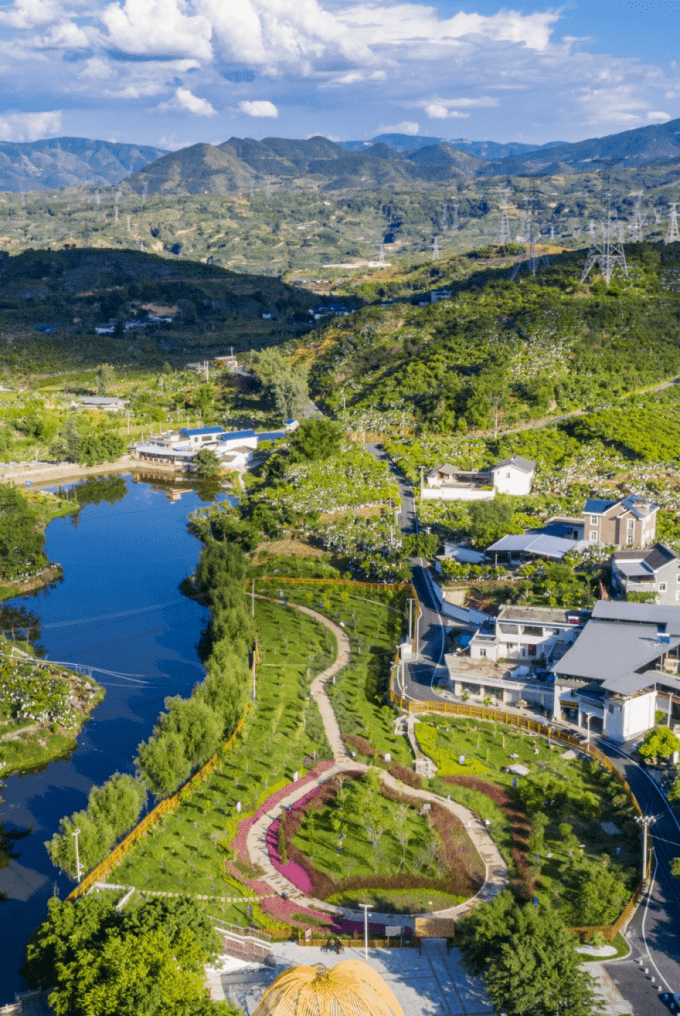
[676,573,680,583]
[506,471,511,478]
[628,520,635,530]
[590,515,598,525]
[659,582,668,592]
[676,591,680,601]
[608,705,614,714]
[479,649,487,658]
[590,531,598,542]
[626,535,634,546]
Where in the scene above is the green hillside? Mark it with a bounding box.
[284,242,680,433]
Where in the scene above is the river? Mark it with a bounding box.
[0,474,220,1002]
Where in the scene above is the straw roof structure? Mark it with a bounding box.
[252,961,404,1016]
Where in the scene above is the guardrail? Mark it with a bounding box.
[388,693,647,940]
[255,577,409,591]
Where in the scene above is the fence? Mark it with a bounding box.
[66,706,250,902]
[255,577,410,592]
[389,693,647,940]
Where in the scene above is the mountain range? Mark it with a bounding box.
[1,117,679,193]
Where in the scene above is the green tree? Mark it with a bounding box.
[639,725,680,761]
[289,417,343,461]
[569,862,630,925]
[458,892,598,1016]
[136,730,192,797]
[0,484,45,579]
[96,363,116,395]
[253,348,309,420]
[467,497,521,547]
[157,696,222,768]
[194,448,221,478]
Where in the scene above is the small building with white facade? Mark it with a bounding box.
[423,455,535,501]
[611,543,680,604]
[469,605,587,664]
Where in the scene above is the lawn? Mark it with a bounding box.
[326,889,467,914]
[415,715,640,924]
[254,579,411,763]
[113,596,337,929]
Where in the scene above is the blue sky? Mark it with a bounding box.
[0,0,677,149]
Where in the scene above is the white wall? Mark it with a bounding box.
[492,467,534,496]
[220,434,258,452]
[421,487,494,501]
[604,691,656,743]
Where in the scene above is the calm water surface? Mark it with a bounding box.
[0,476,216,1001]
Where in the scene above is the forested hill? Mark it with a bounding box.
[283,241,680,433]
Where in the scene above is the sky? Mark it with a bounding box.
[0,0,678,150]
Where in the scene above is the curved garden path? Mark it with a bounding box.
[245,599,507,925]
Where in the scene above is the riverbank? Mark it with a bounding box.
[0,646,105,779]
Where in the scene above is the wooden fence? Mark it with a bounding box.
[389,693,647,940]
[66,706,250,902]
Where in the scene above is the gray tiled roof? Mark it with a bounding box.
[493,455,536,473]
[488,533,588,559]
[555,617,680,685]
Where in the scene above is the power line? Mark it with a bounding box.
[511,177,549,280]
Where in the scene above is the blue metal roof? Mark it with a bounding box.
[584,497,617,514]
[257,431,286,443]
[218,429,257,441]
[179,426,224,437]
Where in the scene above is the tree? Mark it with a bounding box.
[569,862,630,925]
[468,497,522,547]
[458,892,598,1016]
[157,696,222,768]
[96,363,116,395]
[638,725,680,761]
[253,348,309,421]
[136,730,192,797]
[0,484,45,579]
[194,448,221,478]
[289,417,343,461]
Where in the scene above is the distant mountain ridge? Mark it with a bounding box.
[338,134,566,159]
[0,137,168,192]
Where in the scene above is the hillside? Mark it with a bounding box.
[279,242,680,435]
[0,137,167,192]
[0,246,318,375]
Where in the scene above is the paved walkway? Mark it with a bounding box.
[245,599,507,924]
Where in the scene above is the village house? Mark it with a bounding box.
[448,600,680,743]
[74,396,127,412]
[611,543,680,604]
[486,532,589,566]
[548,494,658,547]
[422,455,536,502]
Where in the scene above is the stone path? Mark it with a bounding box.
[245,598,507,924]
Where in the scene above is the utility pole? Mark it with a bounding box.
[359,903,372,959]
[251,646,257,701]
[72,827,83,883]
[635,814,657,887]
[251,577,255,617]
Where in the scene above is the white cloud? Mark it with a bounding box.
[238,99,278,117]
[79,56,114,79]
[0,0,63,29]
[423,103,469,119]
[376,120,419,135]
[0,109,62,140]
[101,0,213,60]
[156,86,217,116]
[648,110,671,121]
[33,20,91,48]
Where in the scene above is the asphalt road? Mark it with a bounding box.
[593,738,680,1013]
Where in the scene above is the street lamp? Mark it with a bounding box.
[635,814,657,888]
[584,712,594,746]
[359,903,372,959]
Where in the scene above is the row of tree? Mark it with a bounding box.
[46,541,253,878]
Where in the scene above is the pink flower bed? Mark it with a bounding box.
[261,894,332,928]
[231,761,335,863]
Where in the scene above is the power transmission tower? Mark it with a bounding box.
[588,219,596,237]
[511,177,549,279]
[497,187,511,245]
[629,191,645,242]
[452,204,459,230]
[581,161,628,286]
[441,202,448,232]
[549,224,555,242]
[378,242,385,265]
[667,203,680,243]
[432,235,439,260]
[266,176,272,199]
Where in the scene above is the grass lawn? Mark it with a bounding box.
[255,579,411,762]
[416,715,640,924]
[114,596,336,929]
[326,889,467,914]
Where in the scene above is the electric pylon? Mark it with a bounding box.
[441,202,448,232]
[378,243,385,265]
[452,204,459,230]
[667,203,680,243]
[497,187,511,245]
[581,161,628,286]
[629,191,644,242]
[511,177,549,279]
[432,235,440,260]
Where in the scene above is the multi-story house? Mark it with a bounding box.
[611,543,680,604]
[583,494,657,547]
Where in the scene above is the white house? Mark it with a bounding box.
[422,455,536,502]
[469,605,587,664]
[217,430,258,453]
